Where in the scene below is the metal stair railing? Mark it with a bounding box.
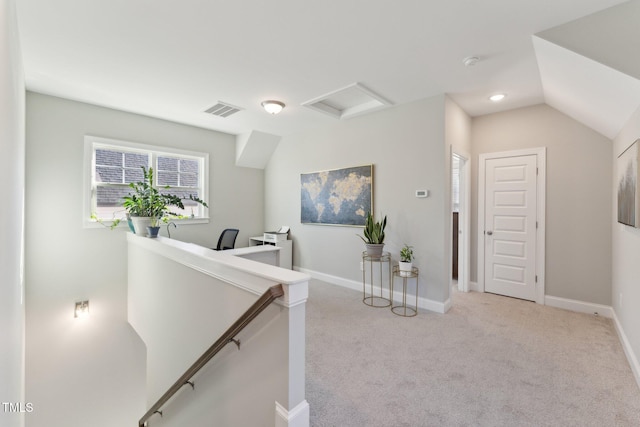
[138,284,285,427]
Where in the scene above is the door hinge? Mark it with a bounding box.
[536,167,539,175]
[535,275,538,283]
[536,221,538,229]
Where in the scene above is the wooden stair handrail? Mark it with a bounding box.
[138,284,285,427]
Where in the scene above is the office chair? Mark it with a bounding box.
[213,228,239,251]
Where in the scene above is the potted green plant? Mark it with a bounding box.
[399,244,414,273]
[357,212,387,257]
[123,166,208,237]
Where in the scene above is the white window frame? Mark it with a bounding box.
[83,135,210,228]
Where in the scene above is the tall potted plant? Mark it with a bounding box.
[123,166,208,237]
[357,212,387,257]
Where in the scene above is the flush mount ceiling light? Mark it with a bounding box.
[261,100,285,115]
[463,56,479,67]
[489,93,506,102]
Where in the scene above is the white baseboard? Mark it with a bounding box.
[544,296,640,390]
[296,267,360,293]
[544,295,613,318]
[612,312,640,391]
[442,298,452,313]
[275,400,309,427]
[298,266,639,390]
[296,267,449,314]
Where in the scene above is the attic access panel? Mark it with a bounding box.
[302,83,391,119]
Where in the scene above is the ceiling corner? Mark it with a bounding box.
[236,130,282,169]
[533,35,640,139]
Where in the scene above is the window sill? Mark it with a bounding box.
[85,217,210,229]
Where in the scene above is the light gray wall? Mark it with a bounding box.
[471,104,612,305]
[24,92,264,426]
[0,1,26,426]
[611,103,640,372]
[445,96,472,157]
[265,95,450,303]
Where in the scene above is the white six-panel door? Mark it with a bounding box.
[484,154,537,301]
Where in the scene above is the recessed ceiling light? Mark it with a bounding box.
[261,100,285,115]
[489,93,506,102]
[463,56,479,67]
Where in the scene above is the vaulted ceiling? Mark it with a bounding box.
[534,0,640,139]
[15,0,640,139]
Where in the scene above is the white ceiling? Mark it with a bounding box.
[15,0,631,137]
[533,36,640,139]
[534,0,640,139]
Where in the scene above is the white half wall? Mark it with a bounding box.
[0,1,25,426]
[127,235,309,427]
[264,95,450,304]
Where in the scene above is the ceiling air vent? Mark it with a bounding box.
[204,101,243,118]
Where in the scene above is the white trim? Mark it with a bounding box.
[452,149,471,293]
[275,400,310,427]
[477,147,546,304]
[83,135,210,228]
[612,311,640,390]
[296,267,449,314]
[129,234,310,308]
[544,295,613,318]
[301,82,391,120]
[88,134,209,159]
[469,281,479,292]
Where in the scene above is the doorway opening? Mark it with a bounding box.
[451,151,470,294]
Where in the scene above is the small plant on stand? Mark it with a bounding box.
[399,244,414,274]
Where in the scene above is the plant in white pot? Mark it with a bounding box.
[357,212,387,257]
[399,244,414,273]
[122,166,207,237]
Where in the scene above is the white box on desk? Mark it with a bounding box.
[263,232,288,243]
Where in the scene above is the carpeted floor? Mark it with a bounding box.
[305,280,640,426]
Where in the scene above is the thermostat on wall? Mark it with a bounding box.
[416,190,429,198]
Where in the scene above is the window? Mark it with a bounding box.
[84,136,209,227]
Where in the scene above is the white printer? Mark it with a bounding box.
[263,226,289,244]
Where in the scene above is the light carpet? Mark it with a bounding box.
[305,280,640,426]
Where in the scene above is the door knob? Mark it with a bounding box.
[486,231,493,235]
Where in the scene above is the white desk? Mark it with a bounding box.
[249,237,292,269]
[227,245,280,266]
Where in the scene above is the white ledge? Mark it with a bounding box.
[127,234,309,307]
